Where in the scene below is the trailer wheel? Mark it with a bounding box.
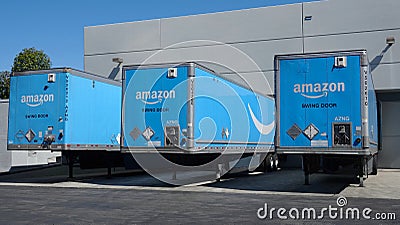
[267,154,274,172]
[371,154,378,175]
[273,154,279,171]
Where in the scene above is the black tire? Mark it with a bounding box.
[272,154,279,171]
[267,154,274,172]
[371,154,378,175]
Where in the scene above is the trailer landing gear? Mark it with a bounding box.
[301,155,320,185]
[107,167,112,178]
[357,156,368,187]
[303,156,311,185]
[66,151,77,180]
[371,154,378,175]
[216,164,223,182]
[106,152,114,179]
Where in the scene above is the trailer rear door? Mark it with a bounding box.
[8,73,65,149]
[278,55,362,150]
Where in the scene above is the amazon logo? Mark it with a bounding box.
[247,103,275,136]
[21,93,55,107]
[293,82,345,99]
[135,90,176,105]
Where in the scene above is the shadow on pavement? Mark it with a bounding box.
[205,169,357,194]
[83,168,356,194]
[0,165,142,184]
[0,164,357,194]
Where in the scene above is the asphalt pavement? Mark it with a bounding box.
[0,166,398,224]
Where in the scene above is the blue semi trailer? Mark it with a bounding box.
[122,62,276,178]
[275,50,379,186]
[7,68,123,177]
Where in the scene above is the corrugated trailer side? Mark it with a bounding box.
[63,69,121,151]
[123,63,274,150]
[7,68,123,177]
[122,62,275,183]
[8,68,121,150]
[192,66,275,152]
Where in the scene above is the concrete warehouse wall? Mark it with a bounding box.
[84,0,400,168]
[0,100,11,172]
[84,0,400,93]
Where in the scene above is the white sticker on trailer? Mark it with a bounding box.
[148,141,161,147]
[311,140,328,147]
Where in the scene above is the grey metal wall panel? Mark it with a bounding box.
[161,4,303,48]
[232,39,303,72]
[380,137,400,168]
[303,0,400,37]
[221,71,274,96]
[85,38,303,78]
[84,20,161,55]
[84,0,400,90]
[84,51,157,77]
[379,101,400,168]
[85,55,274,95]
[372,64,400,91]
[304,30,400,65]
[304,30,400,90]
[381,101,400,136]
[0,101,11,173]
